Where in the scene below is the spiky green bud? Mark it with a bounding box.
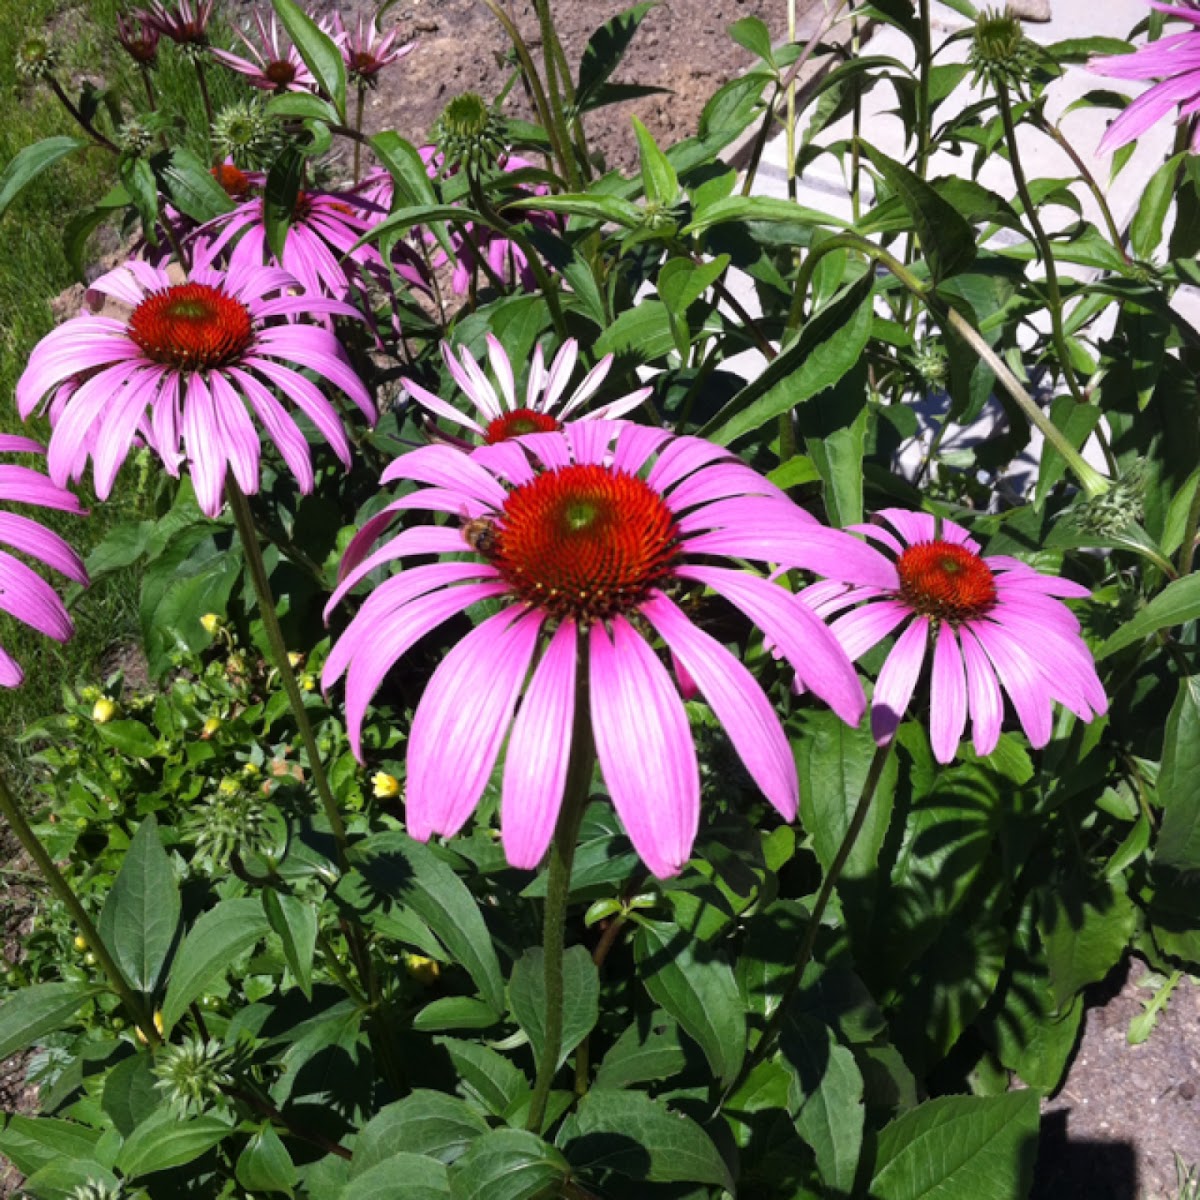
[433,92,506,175]
[15,35,59,82]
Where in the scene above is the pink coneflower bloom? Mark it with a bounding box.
[211,10,315,92]
[323,422,886,877]
[798,508,1107,762]
[116,10,160,65]
[191,184,426,305]
[403,336,651,444]
[16,260,373,518]
[0,436,88,689]
[141,0,214,48]
[1091,2,1200,152]
[331,12,414,87]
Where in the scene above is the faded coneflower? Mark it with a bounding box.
[798,508,1107,761]
[141,0,214,50]
[0,436,88,688]
[403,336,651,444]
[331,12,414,87]
[17,260,373,517]
[211,10,316,93]
[1090,1,1200,152]
[323,422,886,878]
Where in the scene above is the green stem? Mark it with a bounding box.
[788,232,1111,497]
[1177,469,1200,576]
[730,741,892,1092]
[353,84,365,184]
[47,78,118,153]
[996,81,1085,406]
[915,0,932,178]
[531,0,581,190]
[526,659,594,1135]
[0,768,160,1046]
[225,481,349,868]
[193,57,215,151]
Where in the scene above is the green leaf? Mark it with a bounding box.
[449,1130,568,1200]
[577,3,657,111]
[593,1016,686,1090]
[101,1052,160,1136]
[557,1090,734,1189]
[352,1091,489,1174]
[593,299,678,362]
[1039,874,1136,1010]
[95,720,161,758]
[345,832,505,1013]
[803,365,869,526]
[728,16,775,63]
[20,1160,119,1200]
[657,254,730,322]
[262,891,317,1000]
[782,1015,865,1193]
[871,1091,1040,1200]
[508,946,599,1072]
[161,898,270,1032]
[860,142,976,282]
[118,156,159,245]
[0,982,99,1061]
[0,136,86,221]
[682,193,847,236]
[263,147,304,263]
[633,920,746,1086]
[413,996,503,1032]
[701,273,875,446]
[371,131,454,257]
[1131,154,1182,261]
[436,1038,529,1117]
[631,116,679,206]
[505,192,642,229]
[116,1110,232,1178]
[236,1125,297,1197]
[266,91,340,123]
[1098,572,1200,658]
[344,1153,450,1200]
[159,148,234,222]
[270,0,346,119]
[1157,675,1200,871]
[0,1116,101,1177]
[98,815,179,993]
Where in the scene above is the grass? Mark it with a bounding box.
[0,0,241,773]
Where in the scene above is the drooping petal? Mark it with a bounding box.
[501,620,578,868]
[827,597,911,661]
[402,376,486,434]
[589,617,699,878]
[871,617,929,744]
[929,624,968,763]
[0,551,73,640]
[959,625,1005,756]
[969,620,1053,748]
[642,591,798,820]
[407,608,543,841]
[0,513,87,584]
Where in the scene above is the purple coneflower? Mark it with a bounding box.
[141,0,213,48]
[323,422,886,877]
[798,508,1107,761]
[191,183,426,305]
[331,12,413,87]
[403,336,651,444]
[16,260,373,518]
[1091,1,1200,152]
[0,436,88,688]
[211,10,315,92]
[116,10,160,65]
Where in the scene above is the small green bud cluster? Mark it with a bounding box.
[212,99,278,169]
[15,35,59,82]
[153,1036,234,1116]
[969,7,1040,92]
[434,93,507,174]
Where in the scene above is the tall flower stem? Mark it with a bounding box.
[727,740,892,1095]
[352,84,365,184]
[0,769,160,1046]
[996,80,1086,406]
[225,480,349,868]
[531,0,582,190]
[193,57,215,134]
[46,78,119,153]
[526,664,594,1135]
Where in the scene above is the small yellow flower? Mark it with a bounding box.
[134,1009,165,1044]
[300,673,317,693]
[73,935,88,952]
[201,717,221,738]
[402,952,441,986]
[200,613,221,635]
[372,771,401,799]
[218,777,239,797]
[92,698,118,724]
[287,651,304,669]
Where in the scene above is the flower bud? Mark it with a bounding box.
[92,697,118,724]
[372,771,401,799]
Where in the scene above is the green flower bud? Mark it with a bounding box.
[15,35,59,83]
[433,92,506,175]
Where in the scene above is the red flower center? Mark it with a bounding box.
[896,540,996,623]
[484,463,680,623]
[211,162,251,198]
[264,58,297,86]
[484,408,560,444]
[349,49,380,75]
[128,283,254,371]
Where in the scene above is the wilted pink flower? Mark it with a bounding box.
[1091,2,1200,152]
[403,336,651,444]
[17,260,373,517]
[0,436,88,688]
[799,508,1107,761]
[323,422,883,877]
[116,10,160,65]
[141,0,213,48]
[191,184,426,305]
[211,10,315,92]
[332,12,413,86]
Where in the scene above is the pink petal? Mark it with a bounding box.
[182,375,227,517]
[589,617,699,878]
[402,376,485,433]
[501,620,579,868]
[959,626,1004,757]
[642,591,798,821]
[969,620,1053,748]
[665,462,787,513]
[647,435,730,492]
[558,354,616,417]
[0,551,73,640]
[611,423,672,476]
[380,442,507,508]
[566,419,615,465]
[828,598,911,660]
[871,617,929,745]
[485,334,517,410]
[209,371,262,496]
[543,340,579,412]
[0,644,24,688]
[229,367,313,494]
[0,513,87,584]
[930,625,967,764]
